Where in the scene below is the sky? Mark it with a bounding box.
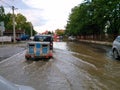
[0,0,83,33]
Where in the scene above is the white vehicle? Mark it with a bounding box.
[0,75,35,90]
[68,36,76,41]
[30,36,34,40]
[112,36,120,59]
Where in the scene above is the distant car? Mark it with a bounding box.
[16,37,21,41]
[33,35,53,50]
[56,36,60,39]
[68,36,76,41]
[30,36,34,40]
[0,75,35,90]
[20,34,30,40]
[112,36,120,59]
[11,36,21,42]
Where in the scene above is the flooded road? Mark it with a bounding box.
[65,41,120,90]
[0,45,25,61]
[0,41,120,90]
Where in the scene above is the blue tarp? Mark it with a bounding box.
[36,43,41,56]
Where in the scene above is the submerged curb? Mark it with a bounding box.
[79,40,112,46]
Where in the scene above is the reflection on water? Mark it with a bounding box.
[53,41,120,90]
[66,41,120,90]
[53,42,68,50]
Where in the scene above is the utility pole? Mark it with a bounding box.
[12,6,16,43]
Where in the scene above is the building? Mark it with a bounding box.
[3,30,25,37]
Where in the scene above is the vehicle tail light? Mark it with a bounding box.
[50,43,53,46]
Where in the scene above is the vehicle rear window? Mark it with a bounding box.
[34,35,53,42]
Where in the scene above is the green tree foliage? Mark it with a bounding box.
[0,6,37,36]
[66,0,120,40]
[5,13,13,30]
[55,29,65,36]
[24,22,36,35]
[15,13,27,30]
[0,6,5,21]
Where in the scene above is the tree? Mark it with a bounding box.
[66,0,120,40]
[1,6,37,36]
[5,13,13,30]
[0,6,5,21]
[15,13,27,30]
[55,29,65,36]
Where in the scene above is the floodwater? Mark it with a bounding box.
[0,45,25,61]
[65,41,120,90]
[0,41,120,90]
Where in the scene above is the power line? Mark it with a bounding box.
[0,0,18,12]
[0,0,12,8]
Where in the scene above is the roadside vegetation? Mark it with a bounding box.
[0,6,36,36]
[65,0,120,41]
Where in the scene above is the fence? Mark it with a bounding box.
[0,36,11,42]
[76,34,115,42]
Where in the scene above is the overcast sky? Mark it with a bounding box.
[1,0,83,33]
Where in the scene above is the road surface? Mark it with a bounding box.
[0,41,120,90]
